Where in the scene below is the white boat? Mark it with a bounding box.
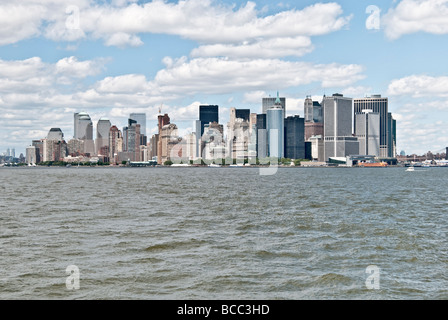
[208,163,221,168]
[406,166,415,172]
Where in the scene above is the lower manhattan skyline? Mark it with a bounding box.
[2,1,448,305]
[1,1,448,157]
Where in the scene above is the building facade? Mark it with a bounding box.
[355,111,380,156]
[266,96,284,159]
[284,115,305,160]
[354,95,391,158]
[323,94,359,161]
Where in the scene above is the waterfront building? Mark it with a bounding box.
[32,140,43,164]
[323,94,359,161]
[304,96,324,142]
[266,93,284,159]
[47,128,64,141]
[109,126,123,164]
[161,123,179,164]
[355,111,380,156]
[26,146,36,165]
[129,113,146,137]
[284,115,305,160]
[196,105,219,158]
[354,95,391,158]
[96,118,111,156]
[148,134,159,162]
[387,112,397,158]
[74,112,94,155]
[256,114,267,159]
[203,122,226,161]
[43,139,67,162]
[227,108,251,161]
[67,139,85,156]
[126,119,141,162]
[157,114,171,164]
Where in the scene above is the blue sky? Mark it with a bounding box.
[1,0,448,156]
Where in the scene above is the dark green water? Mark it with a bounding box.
[0,166,447,299]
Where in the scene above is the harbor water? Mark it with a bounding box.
[0,166,447,299]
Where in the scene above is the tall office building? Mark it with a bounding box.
[387,113,397,158]
[74,112,94,155]
[26,146,36,165]
[157,114,171,164]
[266,95,284,159]
[129,113,146,137]
[262,93,286,116]
[284,115,305,160]
[304,96,323,122]
[47,128,64,141]
[355,111,380,156]
[354,95,390,158]
[32,140,43,164]
[196,105,219,158]
[323,94,359,161]
[126,119,141,161]
[256,114,267,159]
[304,96,324,141]
[109,126,123,164]
[235,109,250,122]
[96,118,111,155]
[227,108,250,161]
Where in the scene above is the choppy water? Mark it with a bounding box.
[0,166,447,300]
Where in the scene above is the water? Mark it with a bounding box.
[0,166,447,300]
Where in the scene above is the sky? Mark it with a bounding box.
[1,0,448,156]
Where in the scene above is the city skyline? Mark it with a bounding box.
[1,0,448,156]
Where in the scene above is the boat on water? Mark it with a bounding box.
[360,162,388,168]
[208,163,221,168]
[406,166,415,172]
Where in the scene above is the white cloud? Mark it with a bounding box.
[103,32,143,48]
[95,74,150,94]
[388,75,448,97]
[191,36,314,59]
[55,56,106,78]
[383,0,448,40]
[153,57,365,95]
[243,91,267,103]
[341,86,373,98]
[0,0,351,49]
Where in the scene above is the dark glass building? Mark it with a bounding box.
[256,114,267,158]
[199,105,219,137]
[235,109,250,122]
[284,115,305,160]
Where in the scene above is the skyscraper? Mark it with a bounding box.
[304,96,324,141]
[387,112,397,158]
[323,94,359,161]
[355,111,380,156]
[354,95,390,158]
[266,94,284,159]
[304,96,323,123]
[26,146,36,165]
[284,115,305,160]
[196,105,219,159]
[263,94,286,116]
[157,113,171,164]
[109,125,123,164]
[129,113,146,137]
[256,114,267,159]
[199,105,219,137]
[74,112,94,155]
[96,118,111,155]
[47,128,64,141]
